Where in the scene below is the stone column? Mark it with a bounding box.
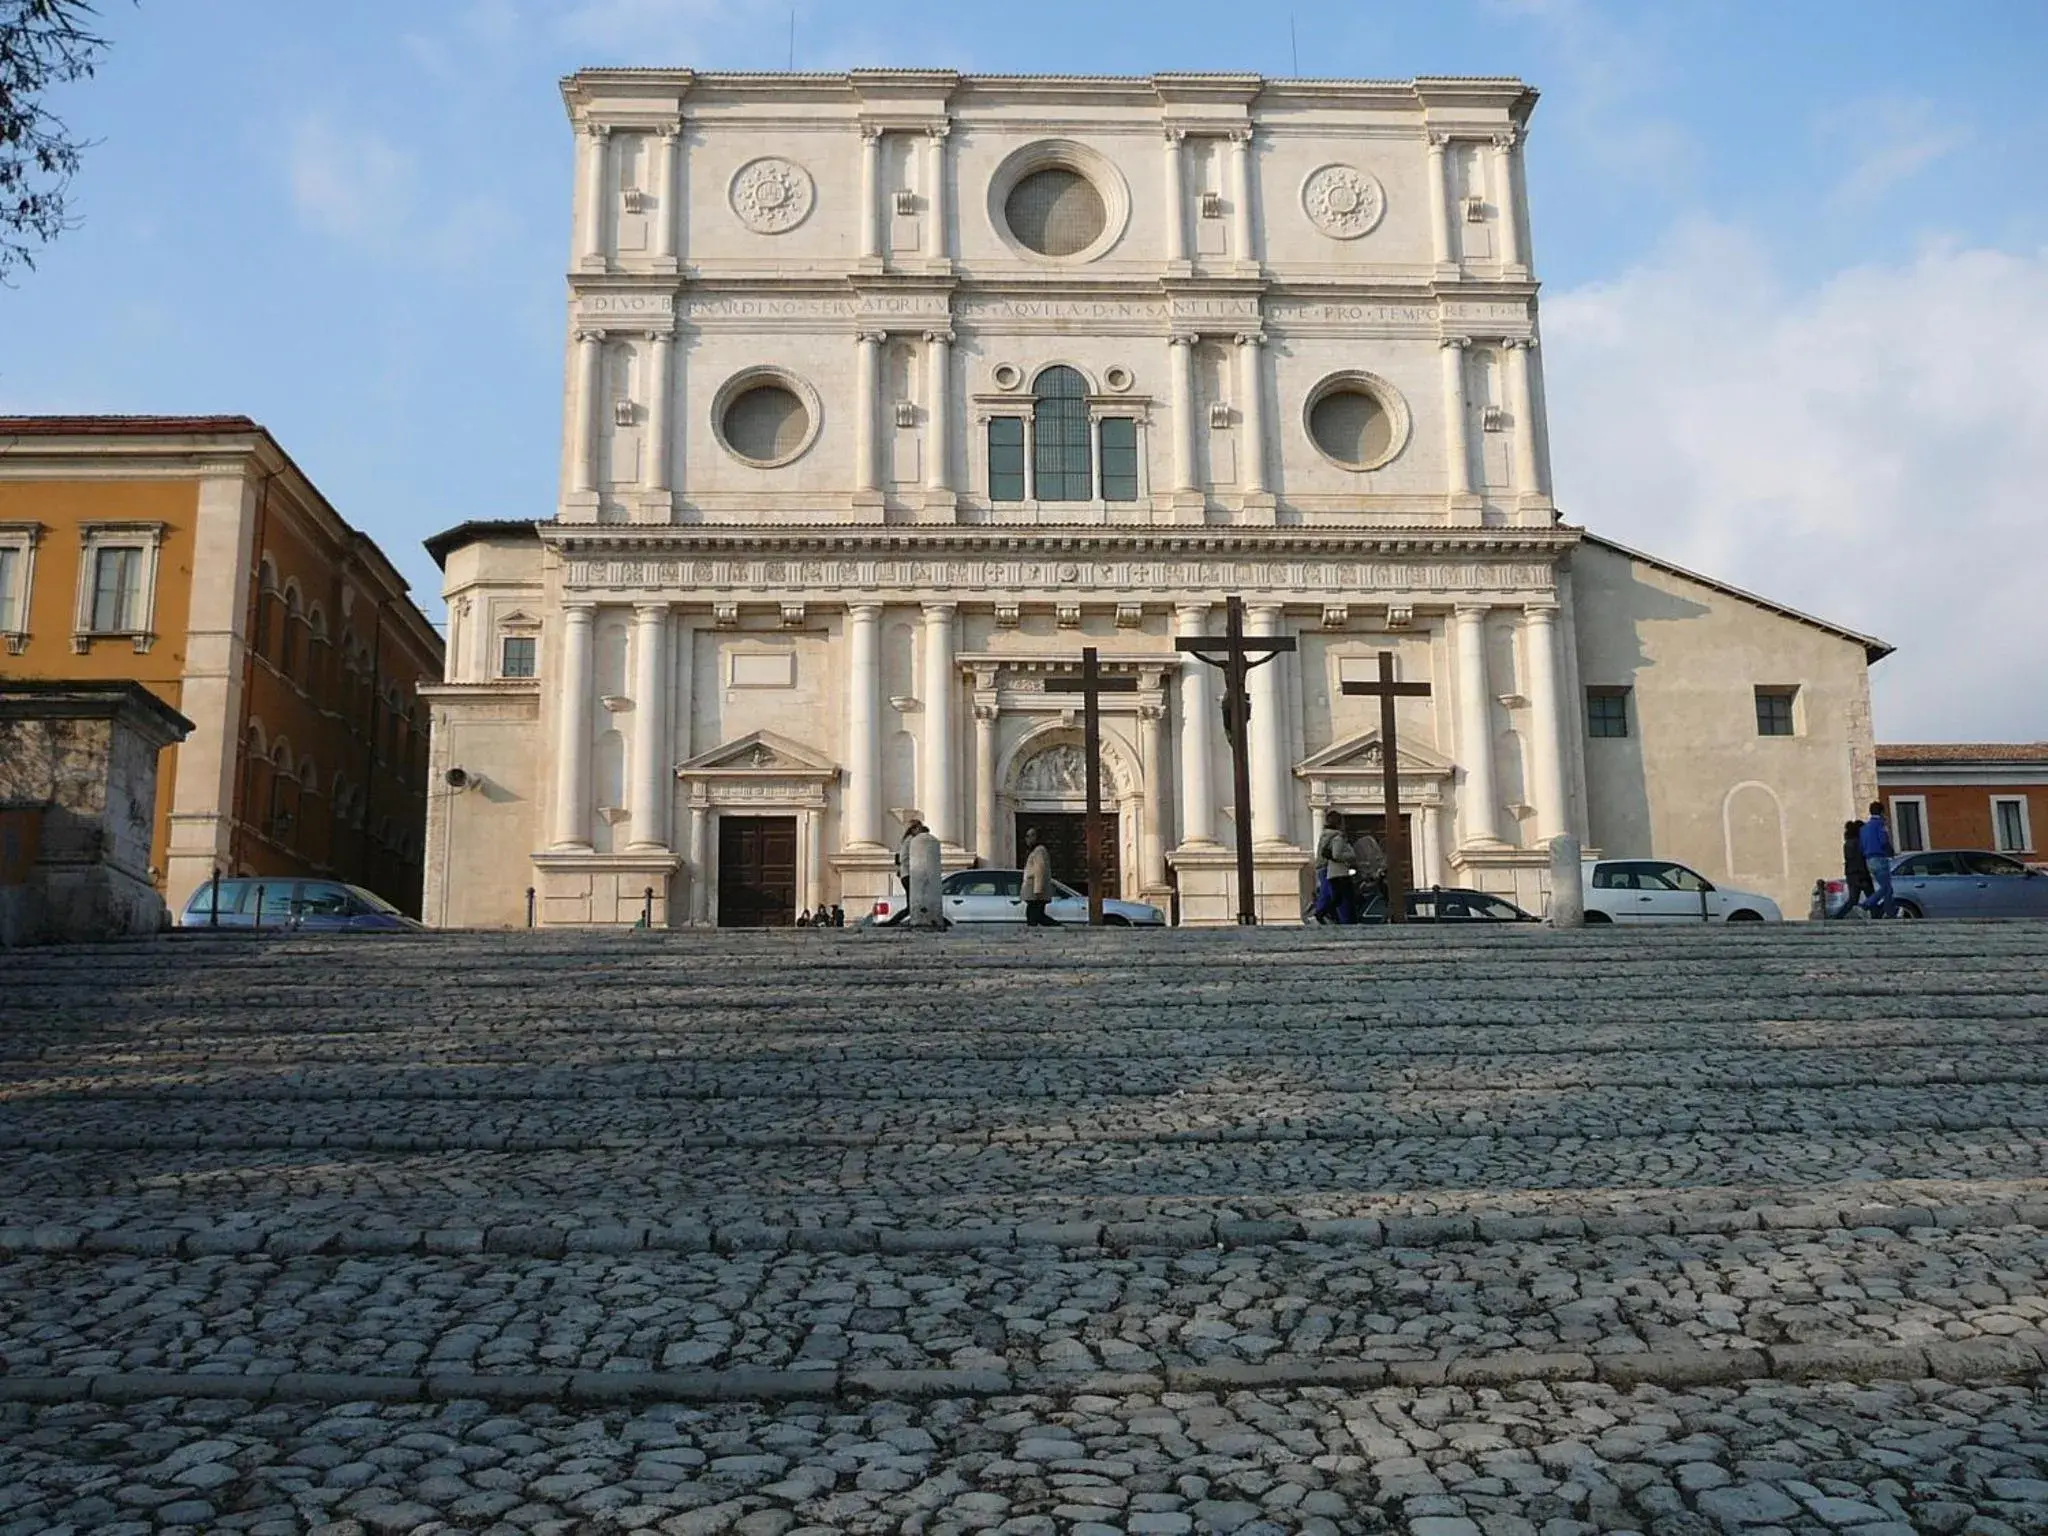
[1440,335,1472,500]
[1175,603,1217,845]
[926,125,950,260]
[924,329,952,492]
[1493,131,1523,269]
[1523,603,1568,842]
[804,807,825,910]
[627,603,669,849]
[1168,333,1198,493]
[973,703,998,864]
[1140,699,1168,888]
[1227,129,1256,266]
[653,125,680,265]
[855,331,884,495]
[1453,604,1500,846]
[1245,604,1292,847]
[1506,339,1544,498]
[921,603,958,844]
[1162,128,1188,265]
[1236,332,1268,496]
[687,804,709,923]
[570,330,604,496]
[642,331,674,495]
[1426,131,1454,271]
[1421,802,1445,887]
[578,123,610,268]
[844,603,884,846]
[859,127,883,262]
[552,604,596,848]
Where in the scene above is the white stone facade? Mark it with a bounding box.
[421,70,1886,927]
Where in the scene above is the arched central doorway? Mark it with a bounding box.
[1005,732,1140,900]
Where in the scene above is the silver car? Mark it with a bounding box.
[1887,850,2048,919]
[885,868,1166,926]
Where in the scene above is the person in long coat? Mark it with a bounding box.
[1835,818,1874,917]
[1021,827,1057,927]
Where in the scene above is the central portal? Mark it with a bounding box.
[717,815,797,927]
[1017,811,1120,900]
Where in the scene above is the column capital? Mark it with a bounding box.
[1174,599,1211,622]
[1452,602,1491,621]
[1162,126,1187,145]
[575,327,606,345]
[922,328,955,345]
[1492,128,1521,150]
[563,600,598,620]
[1234,330,1266,348]
[633,600,670,620]
[846,599,884,619]
[645,327,673,345]
[861,124,884,144]
[856,329,888,346]
[925,121,951,141]
[1428,128,1454,150]
[1227,127,1253,146]
[1522,600,1560,622]
[584,121,612,141]
[1440,333,1470,350]
[1167,331,1199,348]
[974,701,999,724]
[659,122,683,143]
[921,600,958,620]
[1503,335,1537,351]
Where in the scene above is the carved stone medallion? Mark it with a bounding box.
[1301,164,1385,240]
[730,157,815,234]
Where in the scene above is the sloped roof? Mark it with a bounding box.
[1878,742,2048,765]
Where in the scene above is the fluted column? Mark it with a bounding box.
[552,604,596,848]
[1523,604,1568,841]
[1174,603,1217,846]
[570,330,604,495]
[1440,335,1472,500]
[1140,699,1168,888]
[642,330,674,495]
[1245,604,1292,847]
[653,125,680,265]
[1453,604,1501,846]
[1168,333,1198,493]
[1162,128,1188,265]
[973,703,998,863]
[921,604,958,845]
[627,603,669,849]
[687,805,709,923]
[804,808,825,910]
[1505,339,1543,496]
[1421,803,1445,887]
[1236,331,1268,495]
[578,123,610,268]
[855,330,884,494]
[1426,131,1454,271]
[1227,129,1256,267]
[859,127,883,262]
[926,125,950,261]
[1492,131,1523,269]
[844,603,883,847]
[924,329,952,492]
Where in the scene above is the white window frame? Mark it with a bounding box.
[1889,794,1930,855]
[72,521,167,654]
[0,522,39,654]
[1991,795,2033,855]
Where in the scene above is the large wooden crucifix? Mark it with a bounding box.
[1339,650,1432,924]
[1044,647,1138,926]
[1175,596,1297,925]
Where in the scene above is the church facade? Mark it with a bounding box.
[420,69,1886,928]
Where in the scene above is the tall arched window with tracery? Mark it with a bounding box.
[1031,366,1091,502]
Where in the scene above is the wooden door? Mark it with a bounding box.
[1018,811,1119,899]
[1340,813,1415,885]
[717,815,798,927]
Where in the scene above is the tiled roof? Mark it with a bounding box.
[1877,743,2048,765]
[0,414,262,437]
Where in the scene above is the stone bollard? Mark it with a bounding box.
[905,830,946,929]
[1547,834,1585,928]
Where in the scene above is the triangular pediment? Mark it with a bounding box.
[677,729,835,775]
[1297,728,1455,777]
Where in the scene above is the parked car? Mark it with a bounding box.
[869,869,1166,927]
[178,877,423,931]
[1352,885,1541,923]
[1581,859,1782,923]
[1880,850,2048,919]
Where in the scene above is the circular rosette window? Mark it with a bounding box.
[713,369,821,468]
[1304,372,1410,472]
[987,140,1130,264]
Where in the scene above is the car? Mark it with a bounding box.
[178,877,424,931]
[1350,885,1541,923]
[1880,850,2048,919]
[868,869,1167,927]
[1581,858,1782,923]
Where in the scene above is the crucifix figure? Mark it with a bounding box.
[1044,646,1138,926]
[1339,650,1432,924]
[1175,596,1297,925]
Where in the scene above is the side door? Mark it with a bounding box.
[294,881,354,930]
[945,871,1023,923]
[1963,852,2033,917]
[1893,852,1963,916]
[1622,862,1703,923]
[1658,863,1724,921]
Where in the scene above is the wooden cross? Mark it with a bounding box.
[1174,596,1297,925]
[1044,647,1138,926]
[1339,650,1433,924]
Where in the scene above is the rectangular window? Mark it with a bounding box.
[1891,796,1929,854]
[1099,417,1138,502]
[988,417,1025,502]
[1993,796,2032,853]
[1754,686,1797,737]
[90,547,141,632]
[500,635,537,678]
[1586,687,1630,739]
[0,546,17,632]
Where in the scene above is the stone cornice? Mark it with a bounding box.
[542,525,1578,560]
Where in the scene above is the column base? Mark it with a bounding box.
[1446,492,1485,525]
[1168,842,1312,926]
[1168,491,1208,524]
[832,846,901,920]
[1237,492,1277,524]
[920,488,960,517]
[628,491,675,525]
[530,849,682,927]
[1449,842,1553,916]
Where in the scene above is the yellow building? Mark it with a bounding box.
[0,416,443,914]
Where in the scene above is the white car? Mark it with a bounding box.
[1582,858,1782,924]
[872,869,1166,926]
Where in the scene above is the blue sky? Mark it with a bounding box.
[5,0,2047,738]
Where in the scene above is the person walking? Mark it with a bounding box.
[1858,802,1896,918]
[1835,818,1874,918]
[894,819,927,903]
[1352,825,1389,922]
[1312,811,1356,925]
[1021,827,1058,927]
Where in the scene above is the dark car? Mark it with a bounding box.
[1354,885,1540,924]
[178,877,423,931]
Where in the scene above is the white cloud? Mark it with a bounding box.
[1816,97,1971,207]
[1542,223,2048,741]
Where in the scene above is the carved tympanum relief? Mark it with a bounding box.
[1301,164,1386,240]
[730,157,815,234]
[1017,743,1088,795]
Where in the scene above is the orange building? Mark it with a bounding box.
[0,417,443,914]
[1877,743,2047,865]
